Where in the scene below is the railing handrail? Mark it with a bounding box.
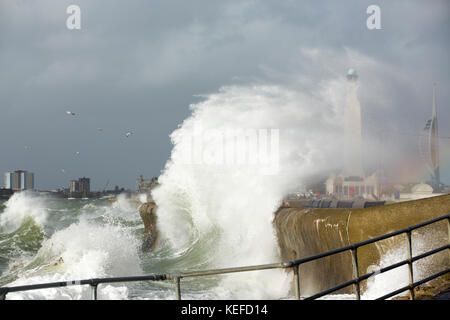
[0,274,169,295]
[1,213,449,300]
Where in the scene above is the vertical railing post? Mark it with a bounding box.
[351,247,361,300]
[90,284,98,300]
[447,218,450,269]
[174,276,181,300]
[293,264,301,300]
[447,217,450,247]
[406,231,415,300]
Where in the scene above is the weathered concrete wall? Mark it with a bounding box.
[273,194,450,296]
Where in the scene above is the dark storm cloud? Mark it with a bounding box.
[0,0,449,189]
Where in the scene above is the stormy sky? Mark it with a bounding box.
[0,0,449,191]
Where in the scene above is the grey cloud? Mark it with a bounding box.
[0,0,448,189]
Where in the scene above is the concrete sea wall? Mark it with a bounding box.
[273,194,450,296]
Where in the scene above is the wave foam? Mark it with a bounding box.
[0,192,48,233]
[5,217,142,300]
[153,80,348,299]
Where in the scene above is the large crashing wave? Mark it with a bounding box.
[153,79,348,299]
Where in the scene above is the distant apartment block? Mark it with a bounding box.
[4,170,34,191]
[79,177,90,195]
[3,173,10,189]
[69,177,90,197]
[70,180,80,193]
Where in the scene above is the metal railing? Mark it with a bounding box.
[1,213,449,300]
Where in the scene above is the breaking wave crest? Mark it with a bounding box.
[153,80,348,299]
[0,192,48,234]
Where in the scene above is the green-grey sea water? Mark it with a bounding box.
[0,192,223,300]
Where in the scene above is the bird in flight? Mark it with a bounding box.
[66,111,76,116]
[125,131,133,137]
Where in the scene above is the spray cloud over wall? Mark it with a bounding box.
[152,75,352,298]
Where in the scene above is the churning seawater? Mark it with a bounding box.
[0,192,230,300]
[0,192,425,300]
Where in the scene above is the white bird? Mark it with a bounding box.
[66,111,75,116]
[125,131,133,137]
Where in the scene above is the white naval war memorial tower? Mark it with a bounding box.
[326,68,383,200]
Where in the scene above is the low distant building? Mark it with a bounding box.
[325,170,383,200]
[0,188,14,200]
[411,183,433,195]
[4,170,34,191]
[397,183,443,201]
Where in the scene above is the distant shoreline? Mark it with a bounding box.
[0,189,137,201]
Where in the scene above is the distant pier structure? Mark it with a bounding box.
[419,85,441,192]
[137,175,159,194]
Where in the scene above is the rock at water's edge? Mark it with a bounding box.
[139,199,159,252]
